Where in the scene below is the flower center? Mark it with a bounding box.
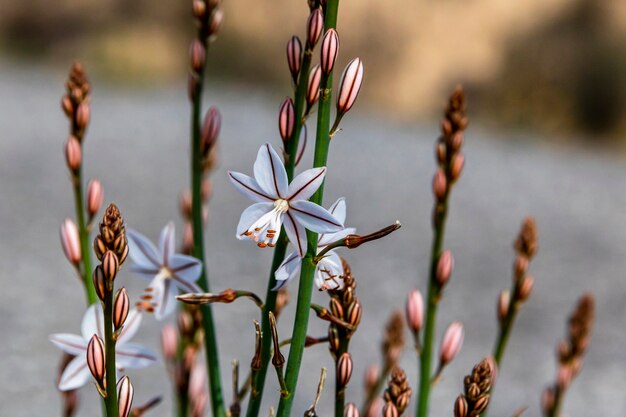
[274,198,289,213]
[243,199,289,248]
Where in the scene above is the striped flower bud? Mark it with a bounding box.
[75,102,90,131]
[102,250,119,284]
[518,275,534,301]
[161,324,179,361]
[114,288,130,330]
[286,36,302,83]
[406,289,424,333]
[117,376,134,417]
[87,179,104,219]
[329,297,343,319]
[346,301,362,328]
[440,321,464,366]
[383,402,398,417]
[93,265,106,301]
[278,97,295,143]
[345,403,359,417]
[306,64,322,110]
[65,136,82,172]
[435,250,454,288]
[86,335,105,385]
[201,106,221,155]
[473,396,489,414]
[497,289,510,324]
[337,352,353,388]
[190,39,206,73]
[320,29,339,74]
[208,8,224,37]
[60,219,81,265]
[306,9,324,49]
[432,169,447,200]
[337,58,364,114]
[450,154,465,182]
[328,325,340,353]
[453,395,468,417]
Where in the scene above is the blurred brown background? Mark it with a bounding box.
[3,0,626,141]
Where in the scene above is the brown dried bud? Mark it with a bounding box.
[286,36,302,83]
[320,29,339,74]
[75,102,90,131]
[433,169,447,200]
[93,265,106,301]
[307,64,322,111]
[269,312,285,368]
[251,321,263,371]
[190,39,206,74]
[278,97,295,143]
[306,9,324,49]
[514,217,538,259]
[102,250,119,284]
[383,367,412,415]
[450,154,465,182]
[436,250,454,288]
[497,289,510,324]
[201,107,221,155]
[473,395,489,414]
[87,335,105,385]
[117,376,134,417]
[383,402,398,417]
[454,395,468,417]
[337,58,364,114]
[382,311,405,366]
[337,352,353,388]
[65,136,82,172]
[114,288,130,330]
[87,179,104,219]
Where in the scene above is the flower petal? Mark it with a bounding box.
[284,212,307,257]
[315,251,344,290]
[159,222,176,267]
[126,228,162,270]
[236,202,274,240]
[169,254,202,285]
[253,143,288,198]
[228,171,274,203]
[328,197,347,224]
[81,304,105,340]
[318,227,356,248]
[116,343,158,369]
[116,309,142,345]
[273,251,302,290]
[49,334,87,356]
[58,356,90,391]
[289,200,343,233]
[286,167,326,201]
[152,278,178,320]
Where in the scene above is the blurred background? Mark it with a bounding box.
[2,0,626,417]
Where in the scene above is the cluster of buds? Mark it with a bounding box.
[432,86,468,227]
[286,7,324,86]
[188,0,223,97]
[454,358,493,417]
[498,217,538,325]
[327,259,362,357]
[61,62,91,141]
[93,204,128,297]
[383,367,412,417]
[542,293,595,416]
[382,311,405,370]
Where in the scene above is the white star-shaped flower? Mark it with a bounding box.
[228,143,343,257]
[50,304,156,391]
[126,223,203,320]
[274,197,355,291]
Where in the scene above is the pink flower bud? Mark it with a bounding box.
[180,191,193,219]
[337,58,364,114]
[306,64,322,110]
[432,169,447,200]
[114,287,130,330]
[192,0,206,21]
[436,250,454,287]
[557,365,573,390]
[286,36,302,83]
[450,132,464,152]
[345,403,359,417]
[86,179,104,218]
[208,8,223,37]
[189,360,207,399]
[435,142,446,165]
[201,178,213,201]
[161,324,178,361]
[60,219,81,265]
[117,376,134,417]
[93,265,106,301]
[366,397,384,417]
[450,154,465,182]
[191,392,208,417]
[406,289,424,333]
[189,39,206,73]
[337,352,353,387]
[102,250,119,284]
[278,97,295,143]
[497,289,510,324]
[86,335,105,384]
[61,95,73,117]
[440,321,464,366]
[306,9,324,49]
[364,364,379,391]
[183,222,194,254]
[75,102,90,131]
[65,136,82,172]
[517,275,534,301]
[201,106,221,153]
[320,29,339,74]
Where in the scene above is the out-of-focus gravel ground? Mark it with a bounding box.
[1,62,626,417]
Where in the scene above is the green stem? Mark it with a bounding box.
[190,39,226,417]
[416,193,450,417]
[245,34,313,417]
[276,4,340,417]
[103,290,119,417]
[73,168,98,305]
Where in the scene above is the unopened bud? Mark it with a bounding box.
[473,396,490,414]
[192,0,206,20]
[439,321,464,366]
[306,64,322,110]
[201,107,221,155]
[161,324,178,361]
[364,364,379,391]
[102,250,119,284]
[329,297,343,318]
[61,95,73,117]
[337,352,353,388]
[450,132,464,152]
[346,301,362,329]
[114,288,130,330]
[441,119,453,136]
[514,255,529,278]
[190,40,206,73]
[208,9,223,38]
[87,335,105,385]
[406,289,424,333]
[180,191,193,219]
[306,9,324,49]
[435,142,446,165]
[60,219,81,265]
[450,154,465,182]
[557,365,573,390]
[435,250,454,287]
[336,58,364,114]
[278,97,295,143]
[383,402,398,417]
[320,29,339,74]
[189,361,208,399]
[286,36,302,83]
[93,265,106,301]
[75,103,90,131]
[183,222,194,253]
[328,325,340,353]
[65,136,82,172]
[87,179,104,219]
[497,289,510,324]
[117,376,134,417]
[345,403,359,417]
[453,395,468,417]
[517,275,534,301]
[432,169,447,200]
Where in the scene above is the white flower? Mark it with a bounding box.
[228,143,343,257]
[274,197,355,291]
[126,223,203,320]
[50,304,156,391]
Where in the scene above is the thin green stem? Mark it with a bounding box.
[276,4,340,417]
[73,168,97,305]
[103,290,119,417]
